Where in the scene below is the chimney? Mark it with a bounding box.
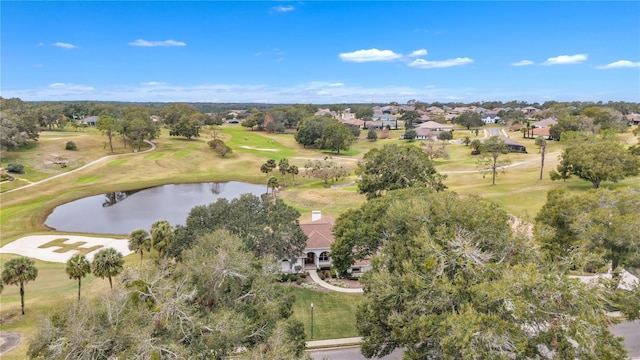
[311,210,322,222]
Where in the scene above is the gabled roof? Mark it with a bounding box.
[300,218,335,250]
[417,121,454,130]
[532,117,558,128]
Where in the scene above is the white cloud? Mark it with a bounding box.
[339,48,403,62]
[129,39,186,47]
[142,81,167,86]
[48,83,95,91]
[52,42,78,49]
[271,5,295,13]
[542,54,587,65]
[408,57,474,69]
[408,49,428,57]
[328,82,344,87]
[511,60,534,66]
[7,79,634,104]
[596,60,640,69]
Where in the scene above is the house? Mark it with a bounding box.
[531,127,551,138]
[482,114,500,124]
[367,119,399,130]
[340,118,365,128]
[405,122,453,140]
[521,106,538,115]
[531,117,558,128]
[282,211,371,276]
[481,136,527,153]
[81,116,98,126]
[501,136,527,153]
[416,121,454,132]
[626,113,640,126]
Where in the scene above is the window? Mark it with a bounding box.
[319,252,329,262]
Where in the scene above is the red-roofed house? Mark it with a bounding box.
[282,211,372,276]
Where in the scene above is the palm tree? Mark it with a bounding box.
[92,248,124,290]
[128,229,151,268]
[2,256,38,314]
[151,220,174,257]
[288,165,299,185]
[535,136,547,181]
[65,254,91,301]
[267,176,279,200]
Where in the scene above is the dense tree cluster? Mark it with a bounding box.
[294,116,355,153]
[29,230,306,360]
[551,132,640,188]
[452,111,483,130]
[346,190,630,359]
[172,193,307,261]
[356,144,447,199]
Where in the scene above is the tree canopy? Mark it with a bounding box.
[2,256,38,315]
[356,144,447,199]
[535,188,640,274]
[29,230,305,359]
[477,136,511,185]
[551,133,640,188]
[316,121,355,154]
[172,194,307,261]
[91,247,124,290]
[452,111,483,130]
[356,191,627,359]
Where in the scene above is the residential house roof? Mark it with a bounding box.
[531,117,558,128]
[300,218,335,250]
[416,121,454,130]
[341,118,365,127]
[531,127,551,137]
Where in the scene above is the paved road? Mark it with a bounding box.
[308,321,640,360]
[0,332,21,355]
[612,320,640,359]
[309,346,403,360]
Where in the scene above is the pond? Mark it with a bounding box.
[45,182,266,235]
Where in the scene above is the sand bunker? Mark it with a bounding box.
[239,145,279,152]
[0,235,133,263]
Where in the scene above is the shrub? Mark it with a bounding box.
[65,141,78,150]
[6,163,24,174]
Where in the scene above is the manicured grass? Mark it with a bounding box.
[172,150,191,157]
[107,159,128,166]
[144,152,165,159]
[77,175,101,183]
[290,287,362,340]
[1,124,639,359]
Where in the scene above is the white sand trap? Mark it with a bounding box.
[239,145,279,152]
[0,235,133,263]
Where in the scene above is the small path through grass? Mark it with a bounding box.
[307,270,363,294]
[2,140,156,195]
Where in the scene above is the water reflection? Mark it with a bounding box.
[103,189,145,207]
[45,181,265,235]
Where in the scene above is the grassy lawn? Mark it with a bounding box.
[290,287,362,340]
[1,123,639,358]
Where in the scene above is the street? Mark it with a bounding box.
[308,321,640,360]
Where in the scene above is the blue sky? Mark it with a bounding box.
[2,1,639,104]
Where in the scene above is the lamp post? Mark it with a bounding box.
[310,302,314,339]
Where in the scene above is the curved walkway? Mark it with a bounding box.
[2,140,156,195]
[307,269,363,294]
[0,331,21,355]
